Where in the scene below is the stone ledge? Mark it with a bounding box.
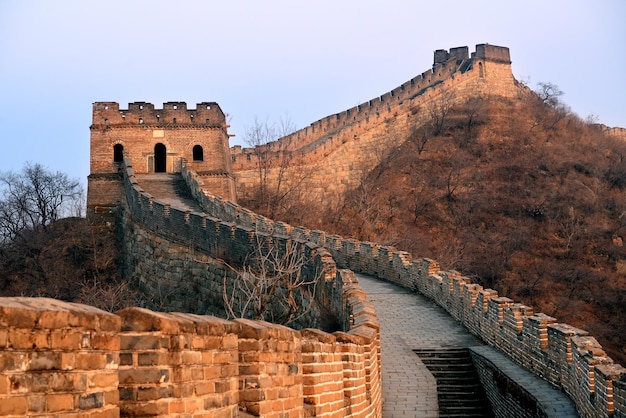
[469,345,578,418]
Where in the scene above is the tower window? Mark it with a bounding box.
[193,145,204,161]
[173,118,177,124]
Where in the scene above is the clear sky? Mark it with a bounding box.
[1,0,624,185]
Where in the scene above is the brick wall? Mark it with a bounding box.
[229,44,518,213]
[0,298,121,417]
[104,157,380,416]
[0,273,380,417]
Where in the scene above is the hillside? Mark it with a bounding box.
[244,91,626,365]
[0,218,140,312]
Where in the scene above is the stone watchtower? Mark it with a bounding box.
[87,101,236,216]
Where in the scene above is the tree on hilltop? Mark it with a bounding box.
[0,162,83,244]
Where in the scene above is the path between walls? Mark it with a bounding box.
[355,273,578,418]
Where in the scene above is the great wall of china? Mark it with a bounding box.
[1,44,625,417]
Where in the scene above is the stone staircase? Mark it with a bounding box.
[135,173,204,213]
[414,348,494,418]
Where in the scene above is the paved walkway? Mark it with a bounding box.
[356,274,482,417]
[355,273,578,418]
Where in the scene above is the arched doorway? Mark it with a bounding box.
[113,144,124,163]
[154,143,166,172]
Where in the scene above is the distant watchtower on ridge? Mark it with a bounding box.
[87,101,236,216]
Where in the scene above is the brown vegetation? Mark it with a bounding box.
[251,91,626,365]
[0,217,138,312]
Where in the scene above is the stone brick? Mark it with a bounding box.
[0,396,28,415]
[28,394,46,413]
[7,329,48,350]
[49,330,82,350]
[89,371,118,389]
[46,393,74,412]
[90,333,120,351]
[75,352,108,370]
[29,351,62,371]
[118,368,170,385]
[78,392,104,410]
[120,334,169,350]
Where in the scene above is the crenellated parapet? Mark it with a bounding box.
[91,101,226,128]
[230,44,517,209]
[230,43,513,164]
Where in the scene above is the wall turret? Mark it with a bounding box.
[88,101,236,218]
[473,43,511,63]
[433,46,469,67]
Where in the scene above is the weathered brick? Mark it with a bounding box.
[119,368,170,385]
[0,395,28,415]
[137,352,159,366]
[29,351,62,371]
[28,394,46,413]
[89,371,118,389]
[120,334,168,350]
[50,330,82,350]
[79,392,104,410]
[8,329,49,350]
[119,352,133,366]
[46,392,74,412]
[90,333,120,351]
[75,352,108,370]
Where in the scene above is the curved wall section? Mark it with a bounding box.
[179,163,626,418]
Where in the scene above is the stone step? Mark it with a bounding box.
[135,173,204,213]
[414,347,494,418]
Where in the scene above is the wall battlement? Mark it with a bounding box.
[230,44,512,163]
[230,44,517,208]
[92,101,226,127]
[7,41,626,417]
[474,43,511,63]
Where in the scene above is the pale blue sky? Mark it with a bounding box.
[1,0,624,185]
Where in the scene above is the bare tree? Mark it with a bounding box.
[536,82,564,107]
[427,86,456,136]
[223,235,322,326]
[408,124,432,155]
[462,95,486,135]
[245,116,311,218]
[0,163,82,244]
